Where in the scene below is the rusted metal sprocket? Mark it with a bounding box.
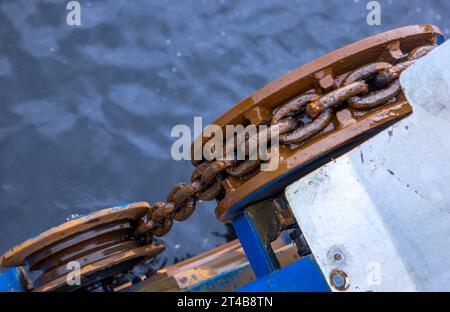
[0,202,164,292]
[195,24,443,220]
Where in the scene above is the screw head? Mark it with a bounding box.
[329,269,350,291]
[327,245,347,265]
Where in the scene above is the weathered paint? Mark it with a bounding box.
[232,211,280,278]
[187,265,255,292]
[0,268,25,292]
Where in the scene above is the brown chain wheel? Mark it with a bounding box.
[133,44,436,243]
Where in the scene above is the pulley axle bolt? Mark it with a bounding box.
[329,269,350,291]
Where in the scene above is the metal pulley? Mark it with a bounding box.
[0,202,164,292]
[188,24,443,221]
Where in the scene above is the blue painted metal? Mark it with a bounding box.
[232,212,278,278]
[0,268,25,292]
[236,256,330,292]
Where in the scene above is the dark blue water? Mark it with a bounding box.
[0,0,448,266]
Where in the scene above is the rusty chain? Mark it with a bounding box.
[134,44,435,243]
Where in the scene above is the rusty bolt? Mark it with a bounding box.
[329,269,350,291]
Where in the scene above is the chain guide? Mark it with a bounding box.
[0,202,164,292]
[136,25,441,223]
[199,25,443,220]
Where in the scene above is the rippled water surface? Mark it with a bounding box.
[0,0,449,266]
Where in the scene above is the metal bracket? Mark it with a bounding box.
[236,256,330,292]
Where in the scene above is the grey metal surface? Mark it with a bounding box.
[285,40,450,291]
